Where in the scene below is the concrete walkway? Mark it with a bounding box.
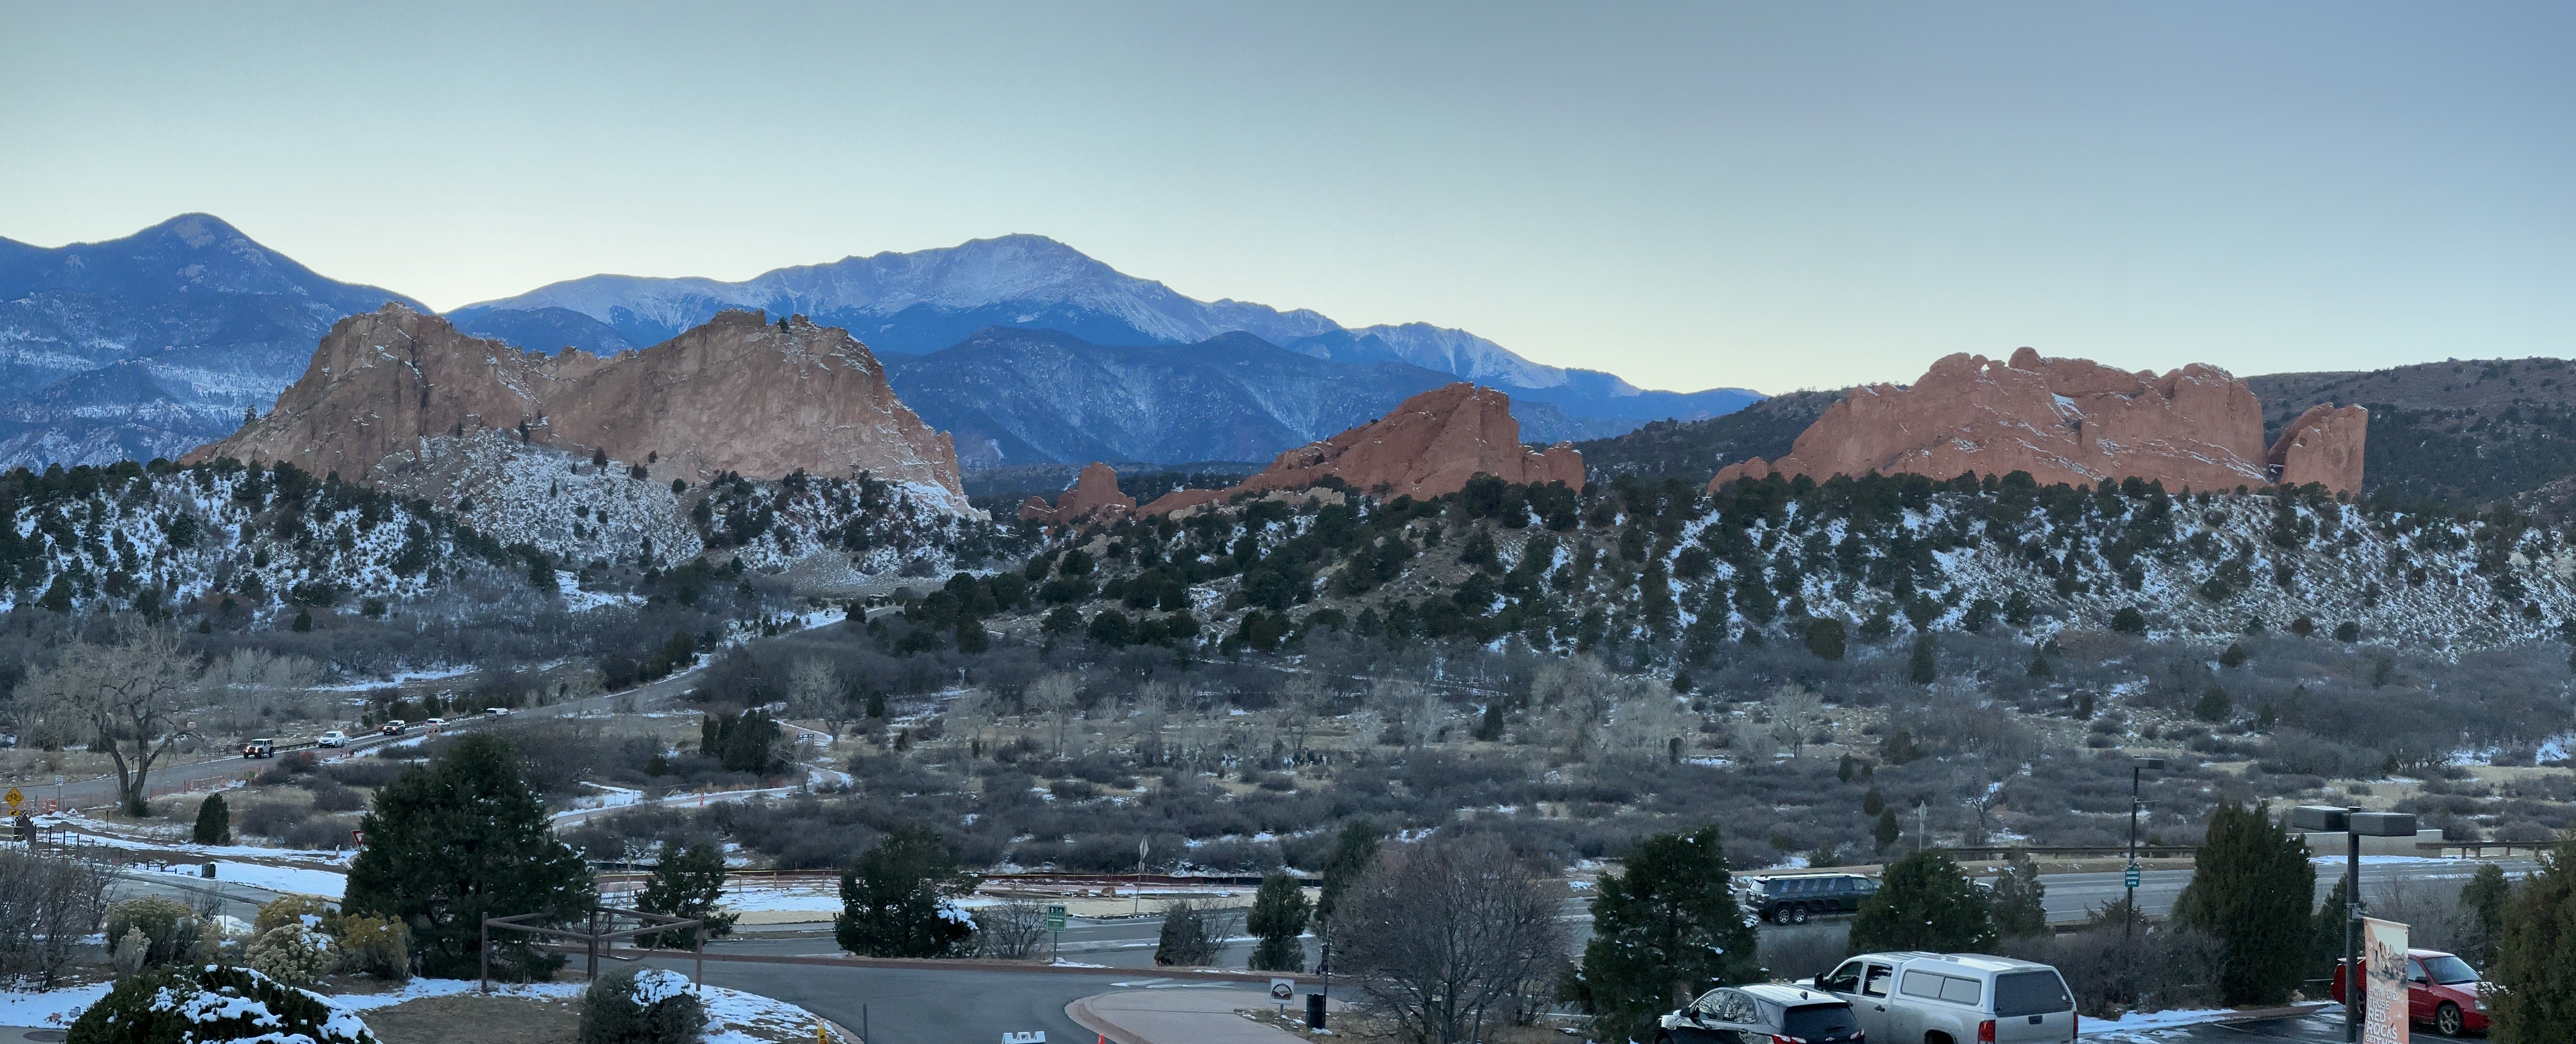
[1067,988,1344,1044]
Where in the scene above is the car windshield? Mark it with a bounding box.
[1992,971,2074,1017]
[2420,955,2480,985]
[1781,1003,1860,1039]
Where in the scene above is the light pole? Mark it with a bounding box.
[2125,757,2163,945]
[2291,805,2418,1044]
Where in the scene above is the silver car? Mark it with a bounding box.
[1816,952,2075,1044]
[1656,982,1864,1044]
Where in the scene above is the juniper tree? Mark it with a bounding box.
[192,794,230,846]
[1987,854,2048,939]
[636,839,738,950]
[2173,801,2313,1005]
[1246,872,1311,972]
[835,825,977,958]
[1850,850,1995,954]
[343,734,594,979]
[1570,826,1761,1043]
[2488,832,2575,1043]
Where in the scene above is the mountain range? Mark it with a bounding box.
[0,216,1758,474]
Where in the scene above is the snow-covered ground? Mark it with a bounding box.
[2079,1004,2334,1039]
[0,976,847,1043]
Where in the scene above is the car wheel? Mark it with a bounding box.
[1654,1034,1674,1044]
[1772,907,1792,925]
[2435,1002,2462,1036]
[1791,904,1810,924]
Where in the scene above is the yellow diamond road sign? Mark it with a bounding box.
[4,788,21,812]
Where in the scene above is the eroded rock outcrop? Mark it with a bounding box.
[1018,461,1136,526]
[1708,347,2365,496]
[1140,383,1582,515]
[182,304,971,513]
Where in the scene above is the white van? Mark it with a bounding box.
[1816,952,2076,1043]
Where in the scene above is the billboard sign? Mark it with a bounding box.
[2361,916,2408,1044]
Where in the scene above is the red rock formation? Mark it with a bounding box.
[1140,383,1582,515]
[2267,403,2368,493]
[1018,461,1136,525]
[1708,347,2365,496]
[182,304,971,513]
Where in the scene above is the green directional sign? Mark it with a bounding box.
[1045,903,1068,931]
[2124,866,2142,889]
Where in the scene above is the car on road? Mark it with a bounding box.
[1736,872,1879,924]
[380,720,407,735]
[424,717,446,731]
[240,738,275,758]
[484,707,510,716]
[1657,982,1863,1044]
[1817,952,2076,1043]
[316,731,349,748]
[2332,948,2489,1036]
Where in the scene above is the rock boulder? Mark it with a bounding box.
[1141,383,1582,514]
[1018,461,1137,526]
[1708,347,2365,496]
[181,305,972,513]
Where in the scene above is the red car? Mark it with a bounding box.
[2333,948,2490,1036]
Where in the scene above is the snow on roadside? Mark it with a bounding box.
[2079,1005,2332,1039]
[0,977,848,1043]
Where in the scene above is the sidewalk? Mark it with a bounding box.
[1067,988,1345,1044]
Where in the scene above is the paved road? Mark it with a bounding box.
[631,953,1276,1044]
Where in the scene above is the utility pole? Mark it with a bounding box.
[2125,757,2163,945]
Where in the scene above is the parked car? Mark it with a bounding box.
[240,738,275,758]
[316,731,349,748]
[380,720,407,735]
[1818,952,2076,1044]
[1736,872,1879,924]
[1657,982,1863,1044]
[2333,948,2489,1036]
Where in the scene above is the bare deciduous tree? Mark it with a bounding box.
[1030,672,1082,759]
[25,626,202,815]
[1767,683,1827,759]
[0,849,110,987]
[1333,835,1571,1044]
[784,659,847,738]
[974,898,1052,960]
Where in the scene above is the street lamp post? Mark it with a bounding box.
[2290,805,2418,1044]
[2125,757,2163,945]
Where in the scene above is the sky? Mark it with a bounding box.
[2,2,2570,395]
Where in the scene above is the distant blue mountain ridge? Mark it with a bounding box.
[0,215,1761,473]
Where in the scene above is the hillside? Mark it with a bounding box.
[1572,390,1843,485]
[0,215,422,470]
[2248,357,2576,514]
[883,327,1620,471]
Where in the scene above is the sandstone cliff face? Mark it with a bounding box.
[182,304,971,514]
[1018,461,1136,525]
[1708,347,2366,496]
[1140,383,1583,515]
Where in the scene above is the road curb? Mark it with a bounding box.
[615,945,1281,982]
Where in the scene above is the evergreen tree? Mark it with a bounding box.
[192,793,230,846]
[636,839,738,950]
[2456,861,2511,969]
[1850,850,1995,954]
[1474,700,1506,742]
[1988,853,2048,939]
[343,734,594,979]
[1246,872,1311,972]
[2308,873,2353,981]
[2194,686,2231,722]
[1908,635,1937,684]
[1571,826,1762,1043]
[1861,787,1885,816]
[1314,821,1380,975]
[2173,801,2313,1005]
[1873,807,1900,851]
[2488,832,2575,1043]
[698,709,785,774]
[835,825,978,958]
[1804,618,1845,660]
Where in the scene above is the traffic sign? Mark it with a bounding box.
[1045,903,1067,931]
[2124,866,2141,888]
[1270,978,1296,1001]
[4,788,21,814]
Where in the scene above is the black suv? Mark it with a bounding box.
[1735,873,1878,924]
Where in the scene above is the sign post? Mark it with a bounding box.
[1270,977,1296,1019]
[1045,903,1067,962]
[5,787,22,816]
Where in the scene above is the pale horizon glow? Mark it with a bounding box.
[2,2,2570,395]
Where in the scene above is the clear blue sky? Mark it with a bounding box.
[3,2,2568,394]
